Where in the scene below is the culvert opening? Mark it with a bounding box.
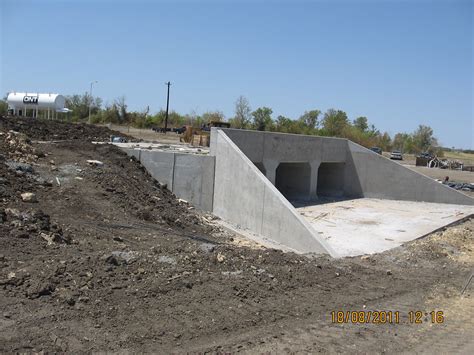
[275,162,311,200]
[317,162,345,197]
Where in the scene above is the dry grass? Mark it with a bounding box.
[443,151,474,166]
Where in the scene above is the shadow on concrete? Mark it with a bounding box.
[344,147,364,198]
[275,162,311,200]
[317,162,345,197]
[253,162,266,175]
[290,196,362,208]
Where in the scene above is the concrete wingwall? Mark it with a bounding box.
[122,148,215,211]
[212,129,337,256]
[345,141,474,205]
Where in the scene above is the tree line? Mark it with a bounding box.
[0,93,442,154]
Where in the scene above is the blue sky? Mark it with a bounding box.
[1,0,472,148]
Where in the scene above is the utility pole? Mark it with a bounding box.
[88,80,98,124]
[164,81,171,133]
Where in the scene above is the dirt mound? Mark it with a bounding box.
[0,115,135,142]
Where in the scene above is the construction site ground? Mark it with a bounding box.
[1,117,473,353]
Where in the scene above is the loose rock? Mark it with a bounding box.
[21,192,37,202]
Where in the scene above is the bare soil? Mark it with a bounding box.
[1,117,136,142]
[0,116,473,353]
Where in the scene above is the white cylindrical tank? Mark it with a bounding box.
[7,92,66,110]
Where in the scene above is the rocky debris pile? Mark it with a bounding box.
[443,181,474,192]
[0,129,69,244]
[0,207,70,243]
[0,115,136,142]
[0,130,42,163]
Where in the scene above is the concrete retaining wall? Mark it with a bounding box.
[346,141,474,205]
[173,154,215,211]
[122,148,215,211]
[212,130,337,256]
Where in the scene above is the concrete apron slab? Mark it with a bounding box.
[295,198,474,257]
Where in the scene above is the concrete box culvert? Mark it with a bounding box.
[118,128,474,257]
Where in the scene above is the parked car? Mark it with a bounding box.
[172,126,187,134]
[110,135,127,143]
[370,147,382,155]
[390,150,403,160]
[419,152,434,159]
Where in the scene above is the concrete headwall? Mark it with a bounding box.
[345,141,474,205]
[122,148,215,211]
[213,128,347,201]
[212,130,337,256]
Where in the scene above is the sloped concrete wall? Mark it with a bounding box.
[346,141,474,205]
[212,130,337,256]
[122,148,215,211]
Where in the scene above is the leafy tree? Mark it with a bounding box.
[376,132,392,152]
[392,133,412,152]
[65,93,102,122]
[114,96,128,124]
[367,124,380,137]
[298,110,320,131]
[202,111,225,123]
[184,110,201,128]
[353,116,368,132]
[251,107,273,131]
[412,125,438,153]
[320,109,349,136]
[233,96,252,129]
[100,103,121,124]
[275,115,298,133]
[341,125,371,147]
[0,99,8,115]
[150,109,187,127]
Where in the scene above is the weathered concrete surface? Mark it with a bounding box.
[212,129,337,256]
[296,198,474,257]
[122,147,215,211]
[346,141,474,205]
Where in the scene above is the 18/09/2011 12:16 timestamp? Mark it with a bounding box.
[330,310,445,324]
